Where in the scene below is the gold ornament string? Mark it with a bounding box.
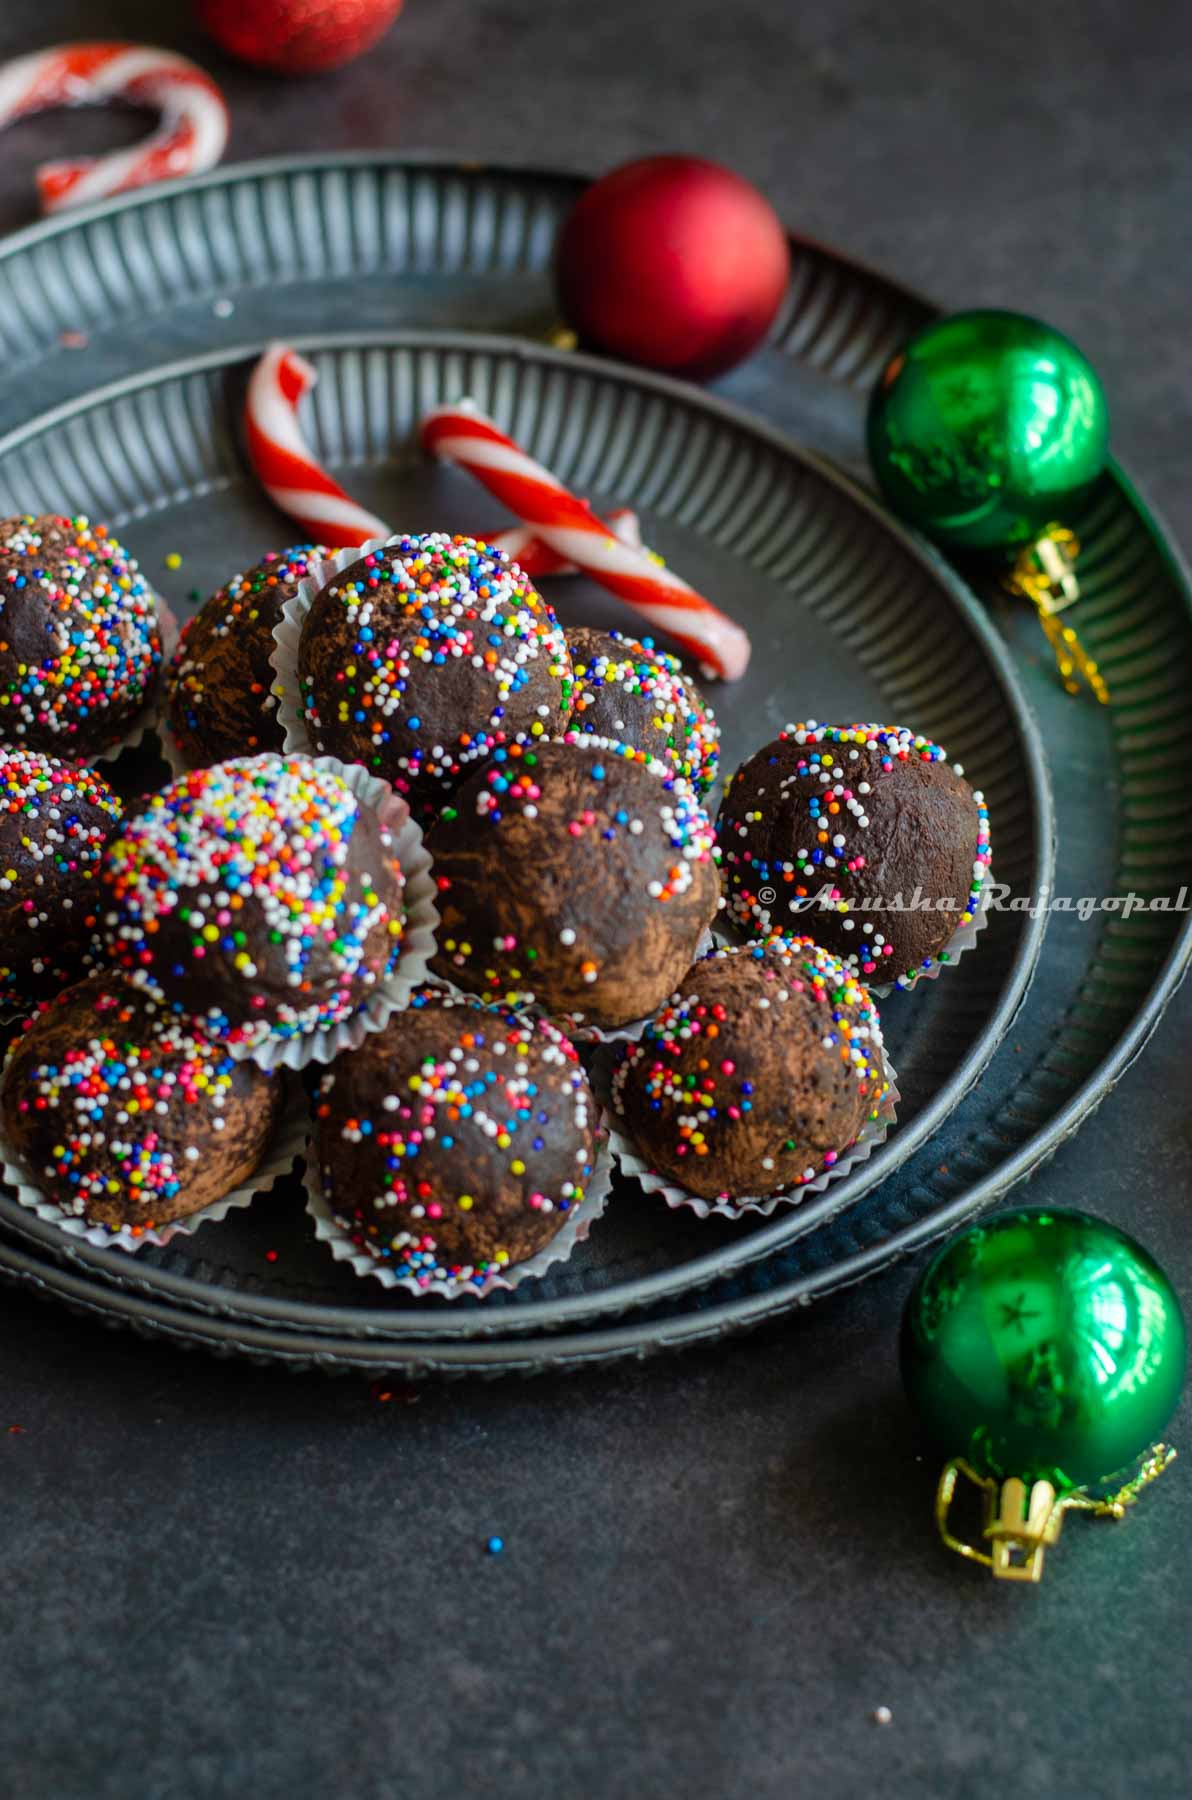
[1061,1442,1177,1520]
[1001,526,1110,705]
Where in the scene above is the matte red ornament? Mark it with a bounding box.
[554,155,791,381]
[196,0,403,76]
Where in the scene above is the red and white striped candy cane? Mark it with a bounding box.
[245,345,391,548]
[245,344,645,572]
[421,401,751,680]
[0,42,228,215]
[488,506,642,577]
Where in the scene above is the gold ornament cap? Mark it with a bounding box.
[935,1447,1176,1583]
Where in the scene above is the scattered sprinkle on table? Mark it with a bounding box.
[369,1379,420,1406]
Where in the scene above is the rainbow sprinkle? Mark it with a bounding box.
[1,745,122,1000]
[0,750,122,1000]
[5,981,277,1229]
[565,628,720,794]
[316,991,596,1288]
[102,754,404,1049]
[611,935,888,1202]
[299,533,570,806]
[433,735,718,1015]
[167,545,331,760]
[0,514,161,754]
[717,721,991,986]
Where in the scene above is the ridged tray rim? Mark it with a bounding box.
[0,146,930,308]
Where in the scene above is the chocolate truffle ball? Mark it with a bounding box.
[611,937,888,1202]
[565,626,719,795]
[101,754,406,1053]
[165,544,330,766]
[313,988,599,1286]
[0,514,162,759]
[716,722,991,985]
[0,972,284,1231]
[428,737,720,1031]
[0,751,123,1008]
[294,533,573,817]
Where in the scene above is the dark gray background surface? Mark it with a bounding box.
[1,4,1190,1797]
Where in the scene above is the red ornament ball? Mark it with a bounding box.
[555,156,791,381]
[196,0,403,76]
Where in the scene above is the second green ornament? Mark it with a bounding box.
[867,308,1109,553]
[901,1207,1184,1581]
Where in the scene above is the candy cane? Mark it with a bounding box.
[245,345,391,548]
[421,400,751,680]
[488,506,642,577]
[245,344,644,573]
[0,43,228,215]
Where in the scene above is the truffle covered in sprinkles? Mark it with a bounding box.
[166,545,331,767]
[564,625,719,795]
[295,533,573,817]
[427,734,720,1031]
[313,987,599,1288]
[100,753,406,1052]
[0,514,163,758]
[716,722,990,987]
[0,972,284,1232]
[0,750,123,1006]
[611,935,888,1203]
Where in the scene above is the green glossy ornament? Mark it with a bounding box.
[901,1207,1185,1492]
[867,310,1110,552]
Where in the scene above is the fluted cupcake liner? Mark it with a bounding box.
[871,879,990,997]
[303,1122,613,1300]
[599,1051,899,1222]
[0,1067,307,1254]
[226,754,439,1073]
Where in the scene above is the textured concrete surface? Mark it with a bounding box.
[1,3,1191,1797]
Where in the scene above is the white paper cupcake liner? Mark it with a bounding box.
[94,593,182,766]
[600,1052,899,1222]
[0,1066,307,1254]
[224,754,439,1073]
[303,1123,613,1299]
[269,538,398,756]
[872,877,990,997]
